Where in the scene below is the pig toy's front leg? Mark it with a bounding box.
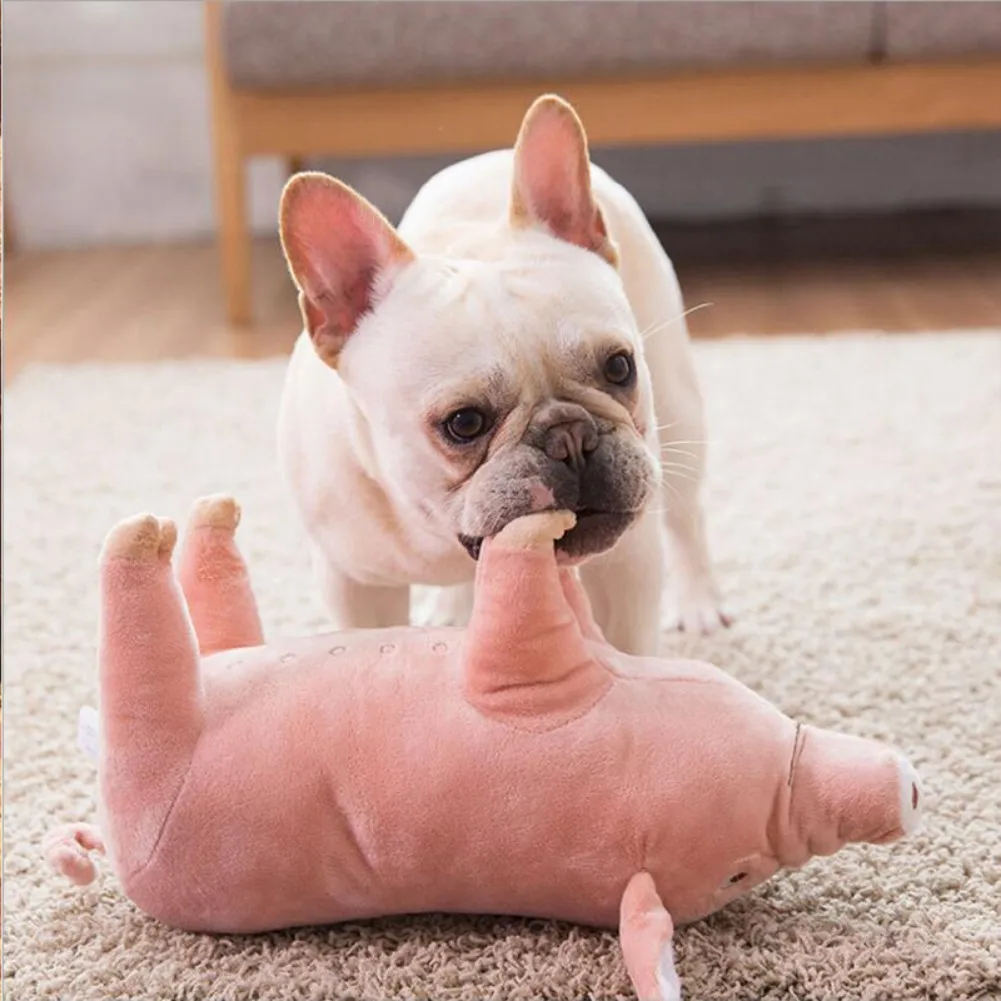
[620,873,682,1001]
[461,512,613,728]
[465,518,681,998]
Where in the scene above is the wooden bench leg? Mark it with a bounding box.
[213,141,252,326]
[206,1,252,326]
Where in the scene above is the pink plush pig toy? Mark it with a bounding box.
[46,496,922,1001]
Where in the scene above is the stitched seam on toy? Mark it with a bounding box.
[788,722,804,787]
[472,676,615,734]
[607,674,723,688]
[784,724,808,846]
[123,750,197,883]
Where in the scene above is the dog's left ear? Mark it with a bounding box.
[511,95,618,267]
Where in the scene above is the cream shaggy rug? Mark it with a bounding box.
[3,332,1000,1001]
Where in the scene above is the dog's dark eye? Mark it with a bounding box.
[443,408,489,443]
[728,872,748,885]
[604,351,634,386]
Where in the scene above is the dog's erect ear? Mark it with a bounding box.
[279,173,415,368]
[510,95,618,267]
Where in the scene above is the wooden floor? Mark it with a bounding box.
[4,212,1001,382]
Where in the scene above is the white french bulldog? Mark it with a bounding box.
[277,95,727,655]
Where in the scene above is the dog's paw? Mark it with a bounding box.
[672,579,732,634]
[675,602,732,634]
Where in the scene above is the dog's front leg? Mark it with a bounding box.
[313,549,410,629]
[662,483,728,634]
[579,510,665,656]
[654,392,729,634]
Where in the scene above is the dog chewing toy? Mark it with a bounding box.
[46,496,922,1001]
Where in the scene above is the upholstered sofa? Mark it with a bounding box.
[206,1,1001,323]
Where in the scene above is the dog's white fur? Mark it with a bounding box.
[277,96,724,653]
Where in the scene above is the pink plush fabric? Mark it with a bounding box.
[48,498,921,1000]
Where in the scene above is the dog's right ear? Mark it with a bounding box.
[279,173,415,368]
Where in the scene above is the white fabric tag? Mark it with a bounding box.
[77,705,100,762]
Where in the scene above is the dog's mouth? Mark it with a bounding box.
[459,508,636,563]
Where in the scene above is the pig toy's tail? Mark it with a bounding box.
[43,707,106,885]
[43,822,105,886]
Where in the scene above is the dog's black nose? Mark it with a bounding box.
[544,419,598,474]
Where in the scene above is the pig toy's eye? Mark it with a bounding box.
[715,856,779,897]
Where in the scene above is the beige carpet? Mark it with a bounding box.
[4,332,1000,1001]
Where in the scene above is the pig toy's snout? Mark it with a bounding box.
[782,727,924,865]
[894,754,923,837]
[865,751,924,844]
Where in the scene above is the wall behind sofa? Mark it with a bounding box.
[5,1,1001,250]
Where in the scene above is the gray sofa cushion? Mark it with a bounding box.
[221,0,876,90]
[883,1,1001,59]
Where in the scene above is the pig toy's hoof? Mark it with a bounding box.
[896,755,923,835]
[101,514,177,563]
[494,510,577,551]
[189,494,241,533]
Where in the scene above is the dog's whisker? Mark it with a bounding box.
[660,470,699,485]
[640,302,714,342]
[657,475,684,500]
[652,468,692,492]
[658,457,699,473]
[660,445,699,459]
[652,432,712,450]
[651,421,684,432]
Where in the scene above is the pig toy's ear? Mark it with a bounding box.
[619,872,682,1001]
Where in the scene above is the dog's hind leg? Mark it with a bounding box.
[176,495,264,655]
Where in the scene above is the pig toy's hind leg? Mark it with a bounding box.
[620,872,682,1001]
[98,514,203,879]
[176,494,264,655]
